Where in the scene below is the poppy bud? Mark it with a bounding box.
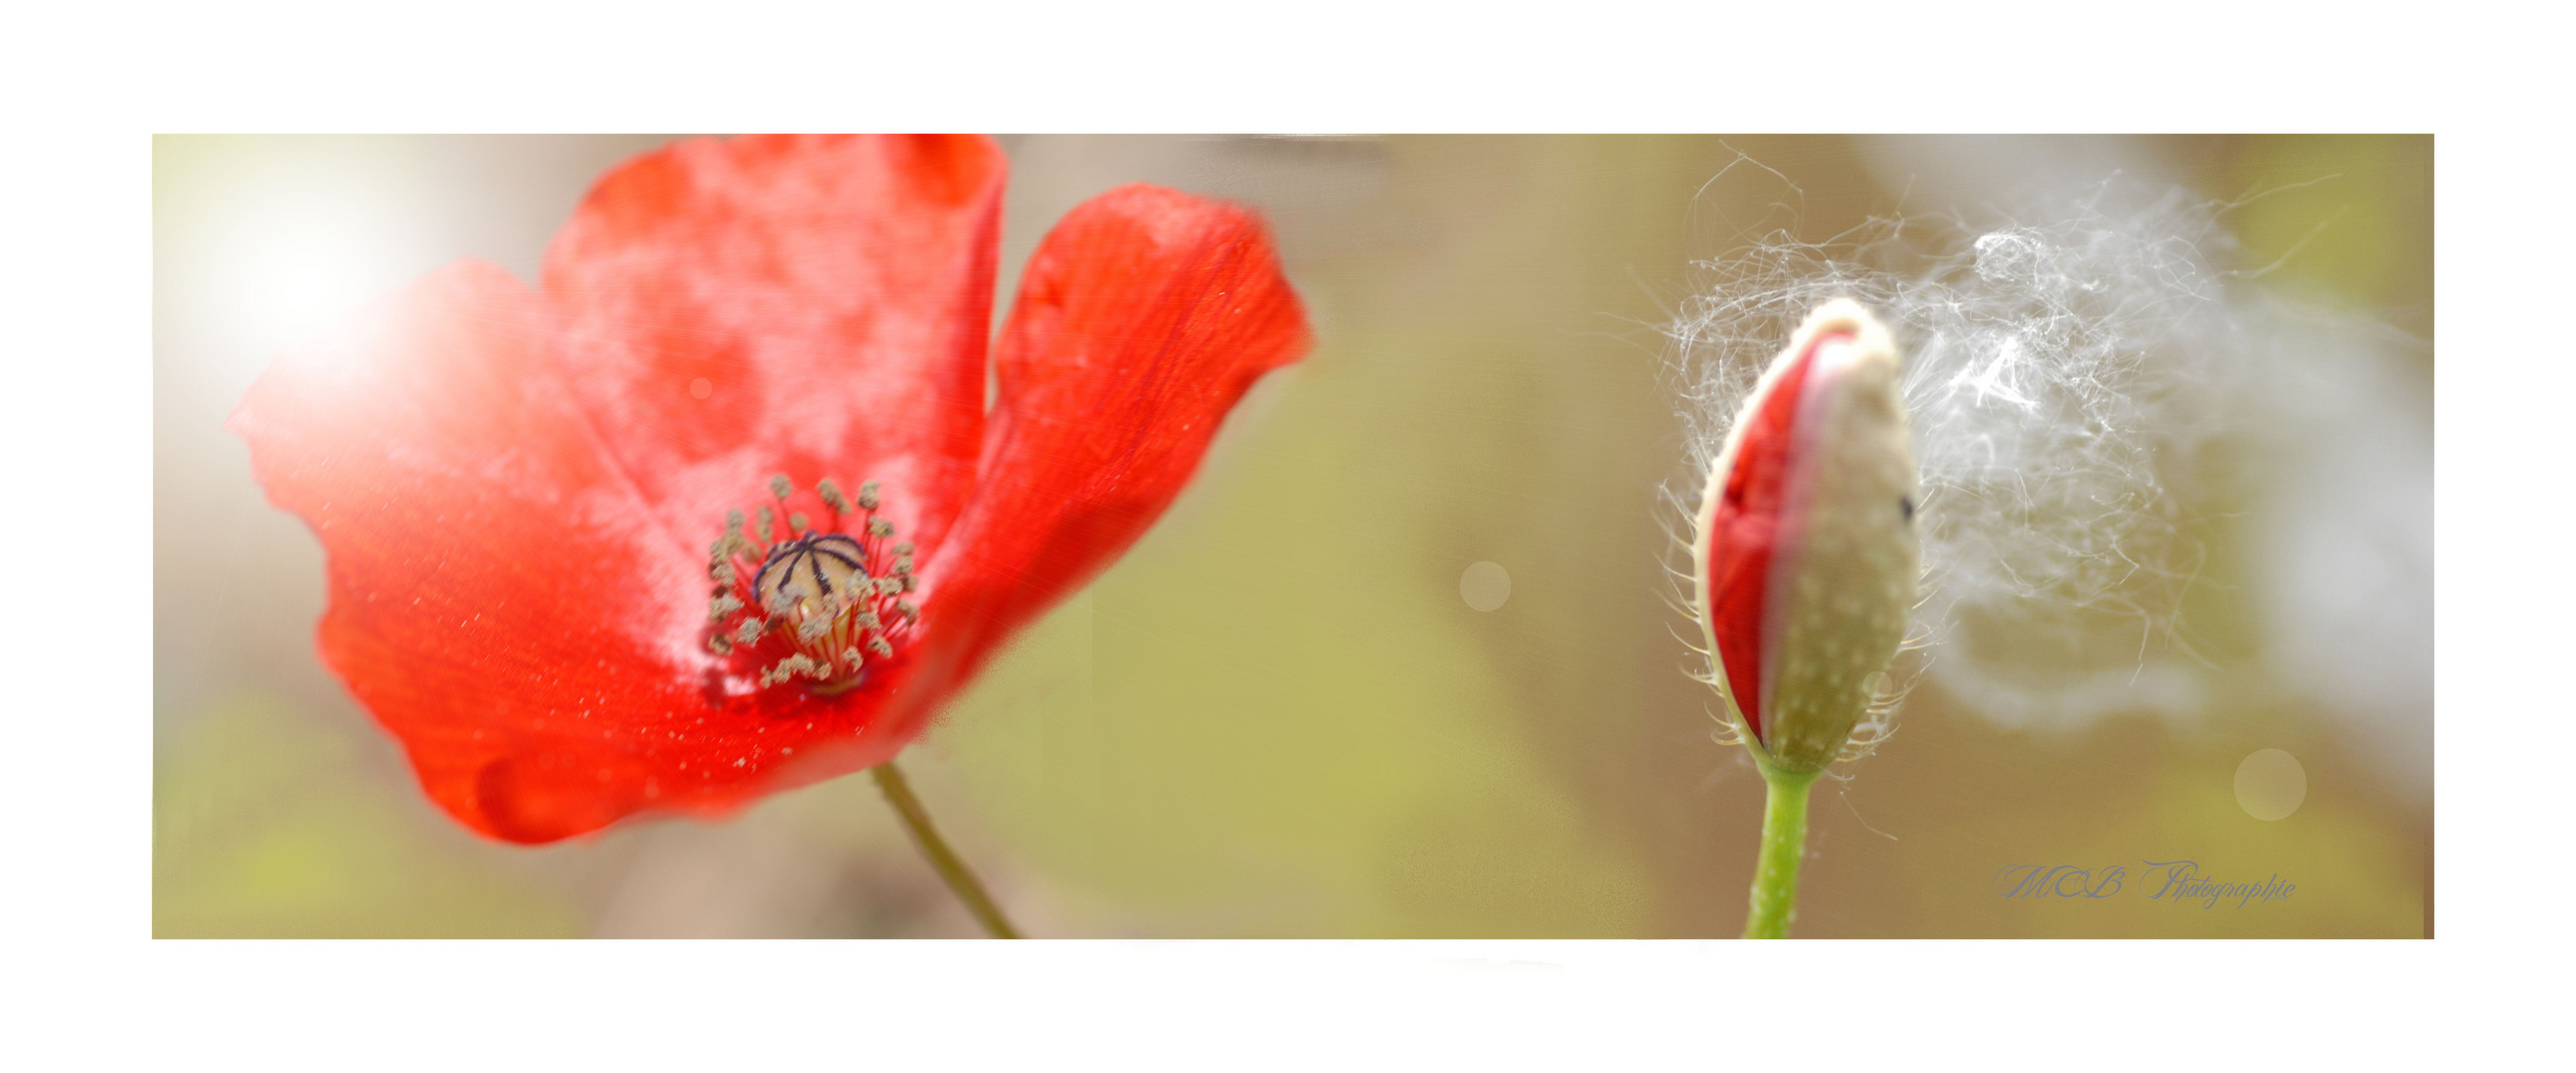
[1692,299,1919,773]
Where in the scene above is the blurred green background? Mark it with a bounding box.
[154,134,2432,937]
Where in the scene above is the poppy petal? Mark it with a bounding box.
[1702,331,1827,745]
[906,184,1312,737]
[541,134,1006,561]
[230,262,719,843]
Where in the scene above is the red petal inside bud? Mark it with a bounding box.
[1705,331,1850,744]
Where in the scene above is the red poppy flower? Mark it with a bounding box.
[231,134,1311,843]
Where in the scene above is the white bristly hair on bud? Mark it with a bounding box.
[1664,176,2267,746]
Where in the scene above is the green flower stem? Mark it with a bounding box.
[1743,765,1820,939]
[871,760,1023,939]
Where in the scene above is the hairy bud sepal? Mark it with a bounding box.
[1692,298,1920,775]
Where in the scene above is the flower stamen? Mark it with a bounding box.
[703,475,921,694]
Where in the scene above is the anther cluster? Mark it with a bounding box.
[704,476,918,692]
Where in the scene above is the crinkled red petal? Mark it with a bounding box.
[898,184,1312,746]
[232,263,719,842]
[542,134,1005,561]
[232,263,964,843]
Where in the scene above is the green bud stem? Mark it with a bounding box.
[1743,764,1820,939]
[872,760,1023,939]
